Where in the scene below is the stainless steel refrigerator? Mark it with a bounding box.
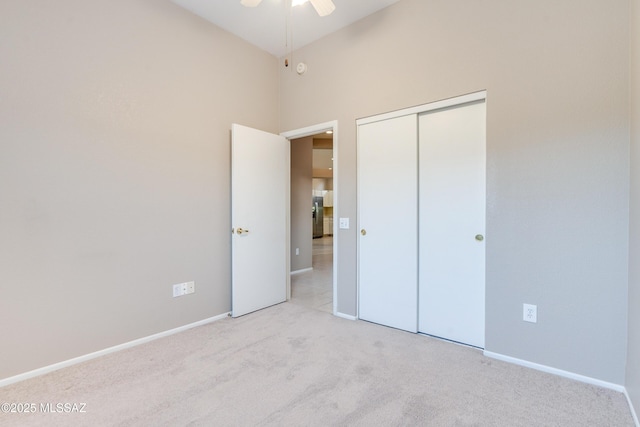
[312,196,324,238]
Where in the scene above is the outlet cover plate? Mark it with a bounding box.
[523,303,537,323]
[186,281,195,294]
[173,284,183,297]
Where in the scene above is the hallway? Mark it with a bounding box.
[290,236,333,313]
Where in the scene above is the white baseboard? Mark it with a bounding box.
[483,351,625,393]
[335,311,357,321]
[0,312,230,388]
[624,388,640,427]
[290,267,313,275]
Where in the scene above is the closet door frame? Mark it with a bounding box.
[356,92,486,127]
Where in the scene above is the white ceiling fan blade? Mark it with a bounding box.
[240,0,263,7]
[309,0,335,17]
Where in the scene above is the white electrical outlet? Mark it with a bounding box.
[295,248,300,256]
[186,281,195,294]
[173,281,195,297]
[172,283,183,297]
[523,303,537,323]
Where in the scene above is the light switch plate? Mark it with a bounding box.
[339,218,349,229]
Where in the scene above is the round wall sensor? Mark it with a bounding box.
[296,62,307,75]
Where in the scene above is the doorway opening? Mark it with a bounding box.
[282,121,338,315]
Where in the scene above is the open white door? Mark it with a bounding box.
[231,124,289,317]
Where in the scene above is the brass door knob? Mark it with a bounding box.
[237,227,250,235]
[361,229,367,236]
[475,234,484,241]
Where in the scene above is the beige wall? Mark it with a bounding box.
[290,137,313,271]
[0,0,278,379]
[279,0,630,384]
[628,0,640,416]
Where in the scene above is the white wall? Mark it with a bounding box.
[0,0,278,379]
[279,0,630,384]
[627,0,640,415]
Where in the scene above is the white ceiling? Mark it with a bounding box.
[171,0,401,57]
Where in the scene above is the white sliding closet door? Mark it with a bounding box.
[418,101,486,348]
[358,115,418,333]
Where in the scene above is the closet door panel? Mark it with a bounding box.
[418,101,486,348]
[358,115,418,333]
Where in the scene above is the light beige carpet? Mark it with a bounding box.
[0,302,634,426]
